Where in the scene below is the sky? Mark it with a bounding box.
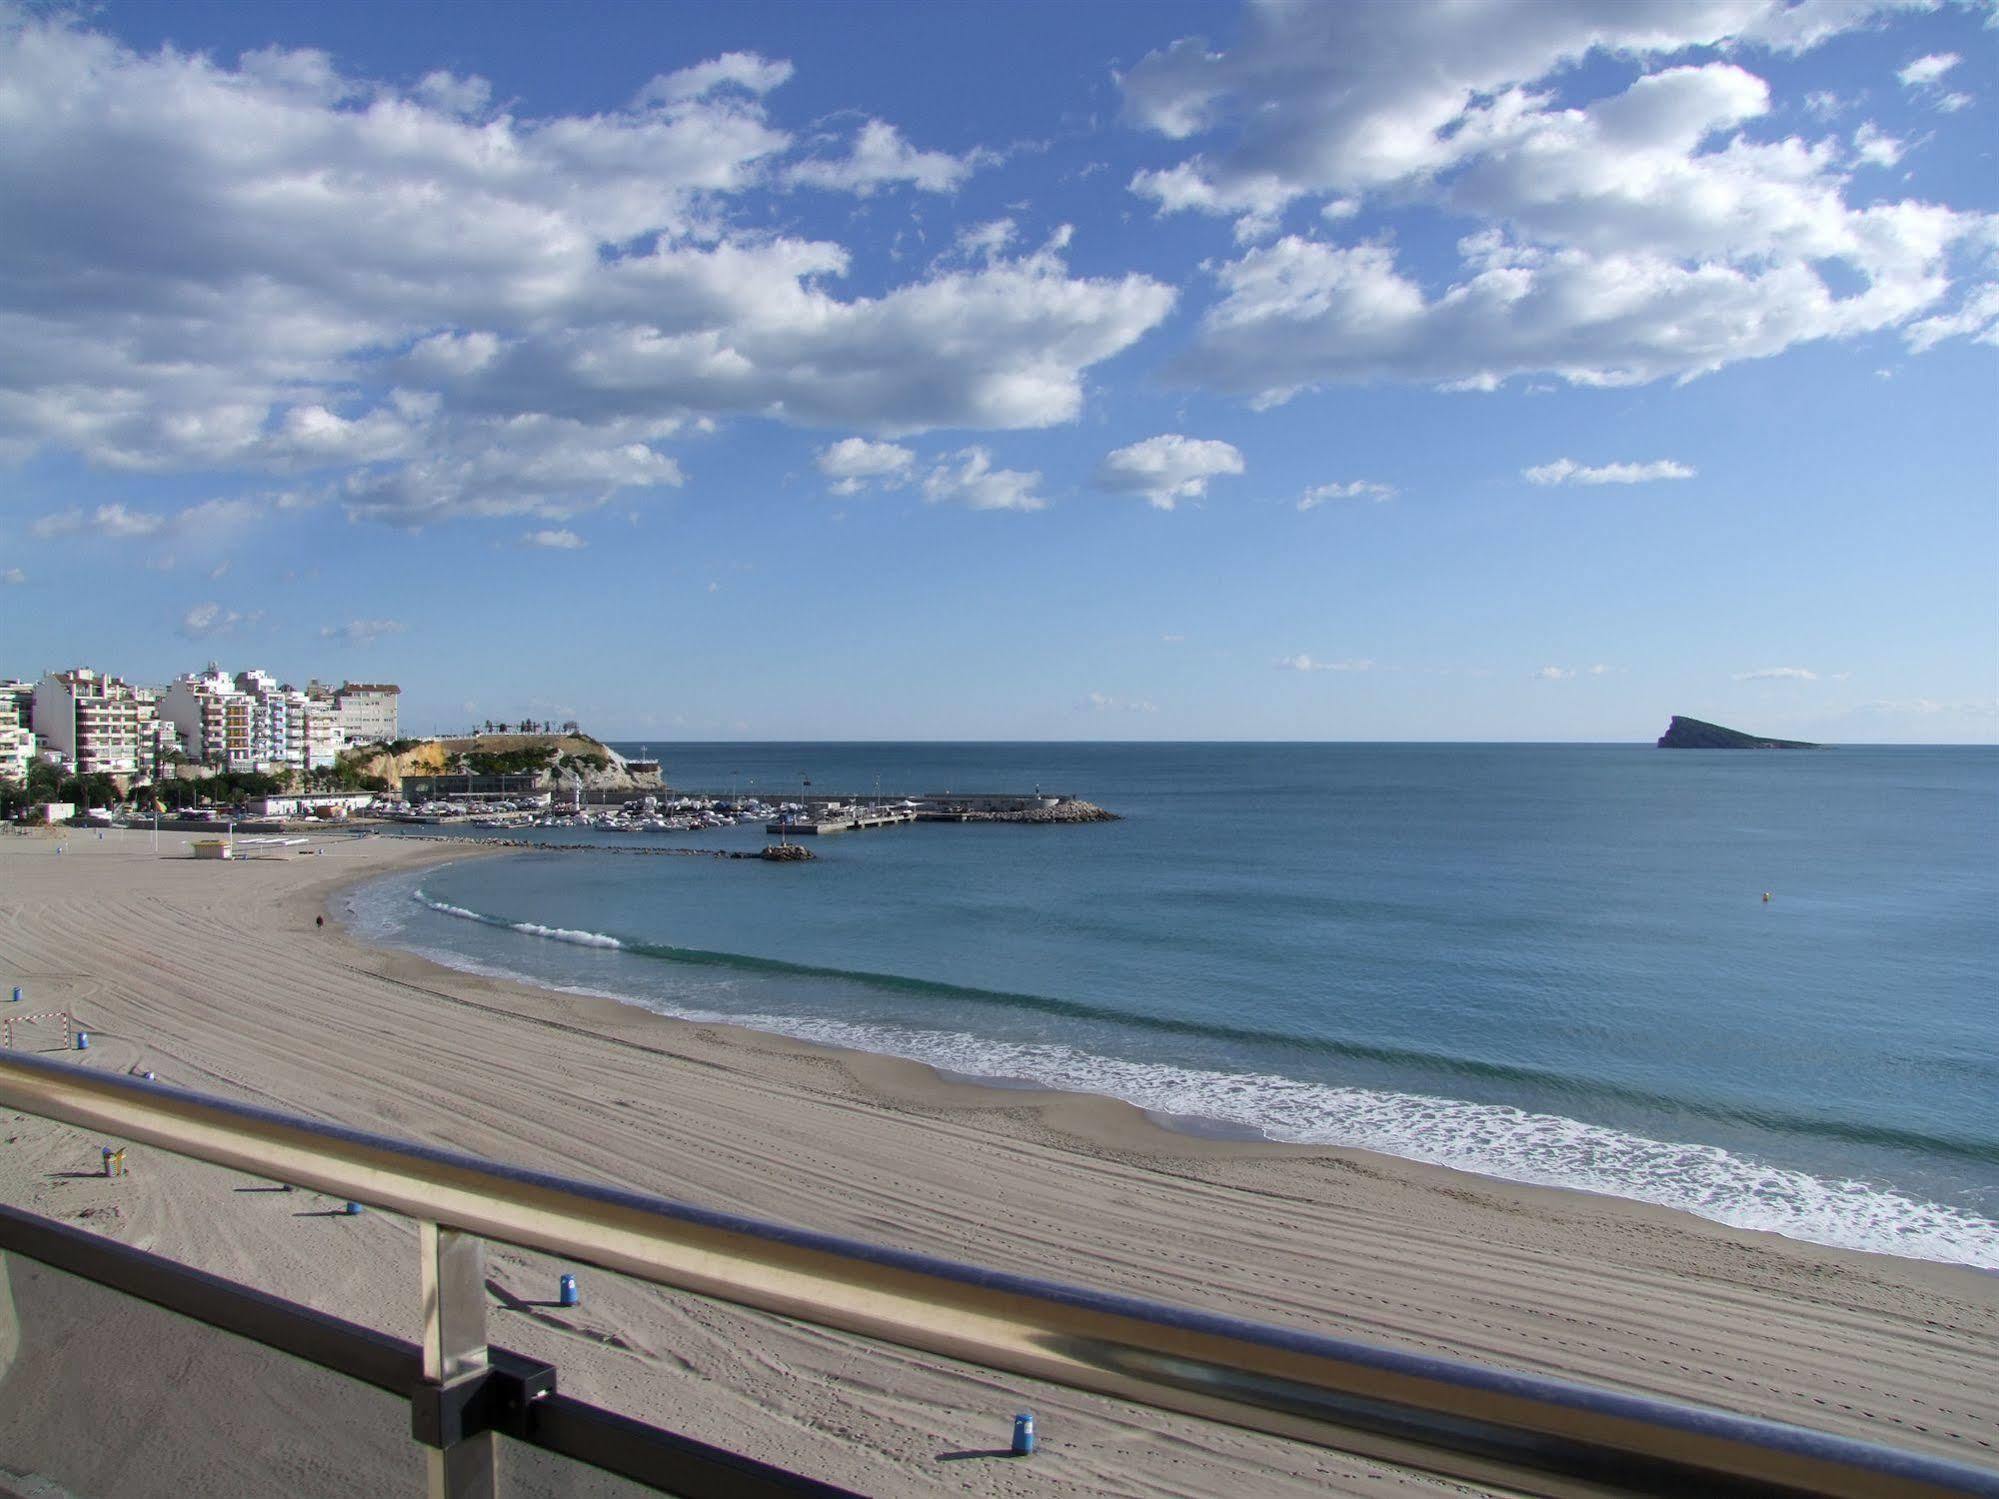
[0,0,1994,743]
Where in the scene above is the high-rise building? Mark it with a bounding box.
[161,665,257,770]
[333,682,399,745]
[0,688,37,783]
[31,669,149,776]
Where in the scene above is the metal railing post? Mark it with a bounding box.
[418,1221,495,1499]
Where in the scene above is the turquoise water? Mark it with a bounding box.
[348,743,1999,1268]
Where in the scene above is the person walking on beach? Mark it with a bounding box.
[315,915,324,931]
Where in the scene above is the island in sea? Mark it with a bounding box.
[1656,715,1821,749]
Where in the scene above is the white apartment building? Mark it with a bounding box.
[162,666,257,770]
[0,692,36,783]
[333,682,399,745]
[31,669,150,776]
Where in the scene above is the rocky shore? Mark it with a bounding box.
[389,834,812,860]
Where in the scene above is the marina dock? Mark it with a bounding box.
[766,806,919,835]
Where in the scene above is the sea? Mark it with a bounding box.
[346,743,1999,1270]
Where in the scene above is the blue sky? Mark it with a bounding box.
[0,0,1993,742]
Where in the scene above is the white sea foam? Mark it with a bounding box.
[410,891,485,924]
[390,885,1999,1270]
[507,920,624,949]
[412,889,624,950]
[702,1013,1999,1271]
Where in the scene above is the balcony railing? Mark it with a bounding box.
[1,1050,1993,1499]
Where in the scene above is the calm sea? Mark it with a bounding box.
[348,743,1999,1268]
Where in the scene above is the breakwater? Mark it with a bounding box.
[388,834,814,861]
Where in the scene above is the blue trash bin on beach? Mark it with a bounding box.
[75,1031,89,1051]
[559,1274,579,1307]
[1012,1412,1035,1456]
[9,986,19,1004]
[343,1201,364,1216]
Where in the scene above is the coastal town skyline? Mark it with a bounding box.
[2,1,1995,743]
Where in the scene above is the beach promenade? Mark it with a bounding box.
[0,830,1993,1496]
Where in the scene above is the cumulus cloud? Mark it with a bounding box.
[1277,654,1373,673]
[1126,5,1993,397]
[0,16,1171,526]
[1734,666,1819,680]
[321,619,407,645]
[1297,480,1394,510]
[1852,122,1904,167]
[1,567,23,584]
[922,447,1046,512]
[788,119,986,195]
[1094,434,1245,509]
[1524,458,1696,485]
[816,437,915,494]
[523,528,586,549]
[635,51,794,106]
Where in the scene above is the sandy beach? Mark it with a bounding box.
[1,827,1993,1497]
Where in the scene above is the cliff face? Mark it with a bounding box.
[1657,716,1820,749]
[347,732,664,790]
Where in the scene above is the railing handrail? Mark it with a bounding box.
[2,1051,1992,1498]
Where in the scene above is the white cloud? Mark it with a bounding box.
[1095,435,1245,510]
[180,602,258,639]
[523,528,586,549]
[816,437,915,494]
[922,447,1046,512]
[1161,633,1185,644]
[340,418,684,527]
[1898,53,1960,89]
[1083,691,1159,713]
[1534,666,1575,680]
[1124,7,1990,396]
[1297,479,1394,510]
[1277,654,1374,673]
[950,218,1018,263]
[29,496,275,540]
[1,567,23,584]
[321,618,407,645]
[1733,666,1819,680]
[1906,283,1999,351]
[1525,458,1696,485]
[1852,122,1905,167]
[788,120,985,195]
[635,52,794,106]
[0,17,1172,525]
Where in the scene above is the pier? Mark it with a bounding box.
[765,806,919,835]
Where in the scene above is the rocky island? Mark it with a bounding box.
[1657,716,1820,749]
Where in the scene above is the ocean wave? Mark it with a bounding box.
[709,1014,1999,1271]
[392,884,1999,1268]
[403,889,1999,1167]
[414,889,624,950]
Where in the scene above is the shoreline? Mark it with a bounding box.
[2,828,1993,1495]
[359,841,1998,1273]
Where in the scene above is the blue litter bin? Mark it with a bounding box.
[9,986,19,1003]
[559,1274,579,1307]
[1012,1412,1035,1456]
[75,1031,89,1051]
[343,1201,364,1216]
